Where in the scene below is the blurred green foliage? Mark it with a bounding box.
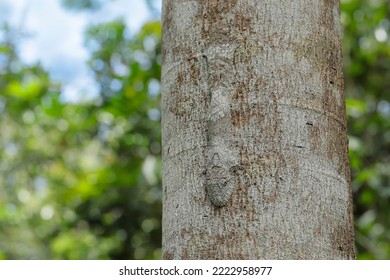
[0,13,162,259]
[61,0,105,11]
[342,0,390,259]
[0,0,389,259]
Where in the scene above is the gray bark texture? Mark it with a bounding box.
[161,0,355,259]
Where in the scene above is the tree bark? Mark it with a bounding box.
[161,0,355,259]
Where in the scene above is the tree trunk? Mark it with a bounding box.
[161,0,355,259]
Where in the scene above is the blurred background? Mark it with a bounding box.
[0,0,388,260]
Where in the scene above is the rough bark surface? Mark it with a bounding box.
[161,0,355,259]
